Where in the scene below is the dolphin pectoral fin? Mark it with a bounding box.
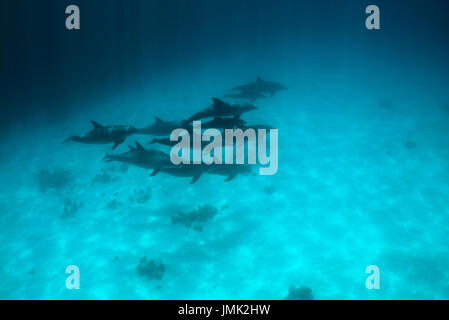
[112,138,125,149]
[225,173,238,182]
[190,174,202,184]
[149,168,160,177]
[270,90,276,97]
[256,76,263,82]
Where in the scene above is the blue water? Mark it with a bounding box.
[1,0,449,299]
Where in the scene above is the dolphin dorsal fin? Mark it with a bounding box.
[154,116,163,123]
[128,145,136,151]
[256,76,263,82]
[212,98,227,109]
[91,121,104,129]
[135,141,144,151]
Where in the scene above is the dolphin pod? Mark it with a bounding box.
[64,77,286,183]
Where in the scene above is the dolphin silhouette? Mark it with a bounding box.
[231,76,287,97]
[187,98,257,122]
[150,163,212,184]
[201,115,247,130]
[64,121,137,149]
[206,164,254,182]
[224,90,267,102]
[137,117,184,136]
[104,141,174,172]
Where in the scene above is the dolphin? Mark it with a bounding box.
[137,116,184,136]
[64,121,137,149]
[150,161,255,183]
[150,164,212,184]
[206,164,254,182]
[224,90,267,102]
[148,137,176,147]
[148,131,206,149]
[231,76,287,97]
[187,98,257,122]
[201,115,247,130]
[103,141,174,172]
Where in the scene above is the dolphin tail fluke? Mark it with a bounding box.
[149,168,161,177]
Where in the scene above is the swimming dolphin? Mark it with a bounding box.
[187,98,257,122]
[206,164,254,182]
[137,117,184,136]
[231,76,287,97]
[64,121,137,149]
[103,141,174,172]
[148,132,205,149]
[201,115,247,130]
[224,90,267,102]
[151,163,253,183]
[150,164,212,184]
[148,137,177,147]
